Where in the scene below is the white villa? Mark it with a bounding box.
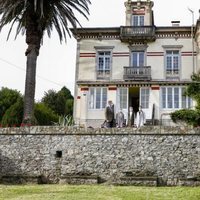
[72,0,200,128]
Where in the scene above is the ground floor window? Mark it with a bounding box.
[118,88,128,109]
[140,88,150,109]
[161,87,192,109]
[89,87,107,109]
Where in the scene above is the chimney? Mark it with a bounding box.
[171,21,180,27]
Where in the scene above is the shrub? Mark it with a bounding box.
[34,103,59,125]
[42,87,74,116]
[1,97,23,127]
[170,109,200,127]
[57,115,74,126]
[0,87,22,122]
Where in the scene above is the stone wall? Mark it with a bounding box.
[0,126,200,186]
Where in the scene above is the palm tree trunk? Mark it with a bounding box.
[23,45,38,124]
[22,13,42,125]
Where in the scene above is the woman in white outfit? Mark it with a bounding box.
[135,106,146,128]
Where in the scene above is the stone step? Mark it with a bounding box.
[119,176,158,186]
[59,175,100,184]
[0,175,41,184]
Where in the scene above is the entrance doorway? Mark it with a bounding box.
[129,87,140,113]
[116,87,140,125]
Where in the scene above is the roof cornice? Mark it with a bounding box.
[70,26,192,40]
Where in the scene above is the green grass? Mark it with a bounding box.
[1,185,200,200]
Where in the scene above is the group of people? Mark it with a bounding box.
[103,100,146,128]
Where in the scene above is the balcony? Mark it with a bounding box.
[120,26,156,42]
[124,66,151,81]
[96,69,110,80]
[166,69,180,79]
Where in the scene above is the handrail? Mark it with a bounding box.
[151,103,155,125]
[123,66,151,80]
[120,26,156,36]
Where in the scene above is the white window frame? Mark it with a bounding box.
[116,88,128,122]
[132,51,145,67]
[97,51,111,71]
[165,50,180,76]
[88,87,107,110]
[132,15,144,26]
[140,88,150,109]
[161,87,192,109]
[162,45,183,79]
[94,46,114,80]
[118,88,128,110]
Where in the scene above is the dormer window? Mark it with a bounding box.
[132,15,144,26]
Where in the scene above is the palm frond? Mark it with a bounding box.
[0,0,91,42]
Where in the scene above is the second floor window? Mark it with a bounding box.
[97,51,111,71]
[97,51,111,79]
[132,51,145,66]
[132,15,144,26]
[166,50,180,77]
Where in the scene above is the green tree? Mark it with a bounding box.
[1,97,24,127]
[186,72,200,110]
[34,103,59,125]
[58,86,73,100]
[42,86,73,116]
[42,89,58,113]
[0,0,90,124]
[0,87,22,122]
[65,99,74,116]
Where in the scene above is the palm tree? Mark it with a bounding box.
[0,0,90,124]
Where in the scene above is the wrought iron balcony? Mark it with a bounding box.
[96,69,110,80]
[120,26,156,42]
[124,66,151,81]
[166,69,180,79]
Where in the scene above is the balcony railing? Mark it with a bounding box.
[120,26,156,42]
[124,66,151,81]
[166,69,180,80]
[96,69,110,80]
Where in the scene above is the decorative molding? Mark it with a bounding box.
[77,80,191,87]
[80,53,95,58]
[151,86,160,90]
[157,33,191,39]
[162,45,183,49]
[108,87,117,91]
[81,88,89,91]
[129,44,148,51]
[94,46,115,50]
[147,52,164,56]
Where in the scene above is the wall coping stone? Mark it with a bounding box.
[0,126,200,135]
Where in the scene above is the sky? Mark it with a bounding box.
[0,0,199,101]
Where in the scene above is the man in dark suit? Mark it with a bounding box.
[105,100,115,128]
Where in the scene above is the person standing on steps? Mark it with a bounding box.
[135,106,146,128]
[105,100,115,128]
[116,109,125,128]
[128,106,135,127]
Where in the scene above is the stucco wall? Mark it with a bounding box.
[0,126,200,186]
[77,37,194,82]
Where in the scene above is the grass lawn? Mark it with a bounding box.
[1,185,200,200]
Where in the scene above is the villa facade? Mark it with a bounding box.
[72,0,200,128]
